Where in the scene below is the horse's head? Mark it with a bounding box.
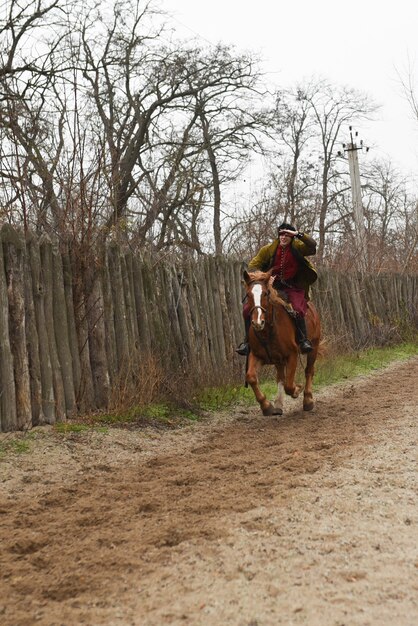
[243,270,272,331]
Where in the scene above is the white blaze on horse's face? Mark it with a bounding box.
[251,283,265,330]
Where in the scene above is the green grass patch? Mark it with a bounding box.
[0,435,34,458]
[54,422,91,434]
[53,423,109,434]
[88,402,200,428]
[314,342,417,389]
[195,385,247,411]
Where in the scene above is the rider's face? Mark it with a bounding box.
[279,233,292,247]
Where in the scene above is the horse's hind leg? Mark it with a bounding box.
[246,355,276,416]
[303,348,318,411]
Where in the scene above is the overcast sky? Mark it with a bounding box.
[164,0,418,184]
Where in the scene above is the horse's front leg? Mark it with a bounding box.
[273,363,285,415]
[246,354,276,416]
[284,351,303,399]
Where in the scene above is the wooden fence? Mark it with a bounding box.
[0,225,417,432]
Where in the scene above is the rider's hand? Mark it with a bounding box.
[279,229,297,237]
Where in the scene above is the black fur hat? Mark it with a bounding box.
[278,222,296,232]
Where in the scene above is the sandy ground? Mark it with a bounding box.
[1,357,418,626]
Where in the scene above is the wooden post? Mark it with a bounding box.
[347,141,367,271]
[340,127,369,272]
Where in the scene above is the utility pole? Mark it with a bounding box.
[338,127,369,271]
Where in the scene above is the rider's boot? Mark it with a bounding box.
[294,316,313,354]
[236,317,250,356]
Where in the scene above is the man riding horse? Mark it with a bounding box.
[237,222,318,356]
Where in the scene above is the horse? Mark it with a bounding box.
[243,269,321,416]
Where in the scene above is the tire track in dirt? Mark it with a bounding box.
[1,357,417,625]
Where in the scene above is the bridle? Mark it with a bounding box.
[247,281,274,361]
[247,280,271,321]
[249,303,267,316]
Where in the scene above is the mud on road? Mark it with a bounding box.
[1,357,418,626]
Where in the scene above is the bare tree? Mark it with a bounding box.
[0,0,63,80]
[227,79,375,261]
[363,159,418,272]
[1,0,270,255]
[300,80,377,259]
[190,55,270,253]
[397,57,418,123]
[272,81,319,223]
[0,0,78,232]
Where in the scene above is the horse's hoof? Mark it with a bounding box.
[272,407,283,416]
[291,384,303,399]
[262,404,275,416]
[303,401,314,411]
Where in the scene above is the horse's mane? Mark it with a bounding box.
[246,271,296,316]
[246,270,270,282]
[270,288,290,308]
[270,289,298,320]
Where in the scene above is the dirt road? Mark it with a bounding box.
[1,357,418,626]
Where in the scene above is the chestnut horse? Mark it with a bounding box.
[243,270,321,416]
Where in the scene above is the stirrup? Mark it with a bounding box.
[299,340,313,354]
[236,342,249,356]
